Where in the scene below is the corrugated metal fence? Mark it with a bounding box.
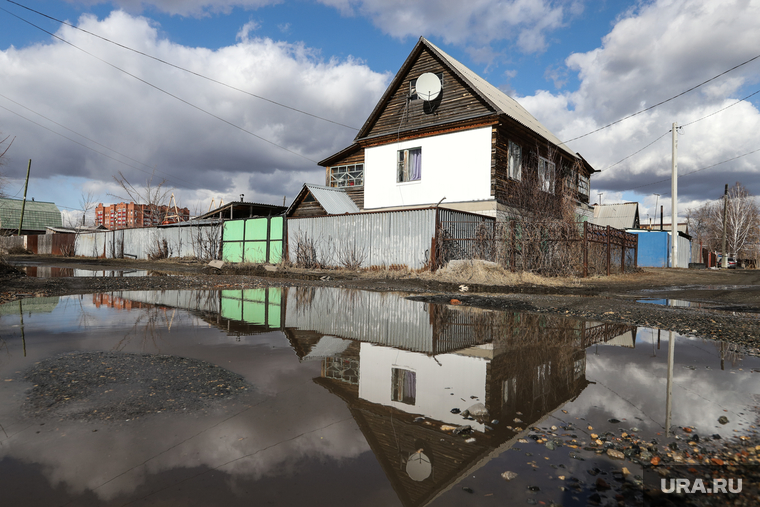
[286,207,486,270]
[75,223,221,259]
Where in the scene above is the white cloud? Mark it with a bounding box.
[69,0,282,17]
[317,0,570,54]
[517,0,760,210]
[0,11,389,212]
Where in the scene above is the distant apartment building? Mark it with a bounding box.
[95,202,190,230]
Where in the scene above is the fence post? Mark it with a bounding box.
[634,235,638,269]
[510,220,516,272]
[606,225,611,276]
[621,233,626,273]
[583,221,588,278]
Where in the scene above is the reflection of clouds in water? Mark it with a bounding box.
[0,300,371,501]
[566,334,760,434]
[1,387,369,501]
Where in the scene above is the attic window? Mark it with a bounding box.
[329,164,364,188]
[410,72,443,100]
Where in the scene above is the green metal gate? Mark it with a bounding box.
[222,216,284,264]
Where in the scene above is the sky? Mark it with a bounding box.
[1,0,759,225]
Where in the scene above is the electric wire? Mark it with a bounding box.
[0,92,156,172]
[5,0,361,131]
[614,145,760,196]
[561,53,760,144]
[0,103,197,187]
[0,6,319,164]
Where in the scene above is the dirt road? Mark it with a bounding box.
[2,255,759,352]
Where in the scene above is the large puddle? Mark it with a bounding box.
[1,288,758,506]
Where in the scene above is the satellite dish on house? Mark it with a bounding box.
[415,72,441,101]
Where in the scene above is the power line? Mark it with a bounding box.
[682,88,760,127]
[598,86,760,173]
[0,6,319,164]
[562,53,760,144]
[600,131,670,172]
[620,145,760,195]
[5,0,361,131]
[0,92,156,172]
[0,103,161,176]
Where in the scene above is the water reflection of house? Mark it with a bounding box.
[282,287,637,507]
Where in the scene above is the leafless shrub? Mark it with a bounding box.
[293,230,327,269]
[189,222,221,261]
[148,239,171,260]
[59,241,76,257]
[336,238,367,270]
[7,245,30,255]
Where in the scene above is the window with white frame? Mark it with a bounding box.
[391,368,416,405]
[329,164,364,188]
[397,147,422,183]
[508,140,522,180]
[538,157,555,193]
[578,174,589,197]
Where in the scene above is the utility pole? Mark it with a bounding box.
[721,184,728,268]
[671,123,678,268]
[17,159,31,236]
[653,193,660,229]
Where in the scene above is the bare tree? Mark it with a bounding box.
[110,170,174,226]
[690,182,760,258]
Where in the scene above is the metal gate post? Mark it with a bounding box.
[583,221,588,278]
[606,225,611,276]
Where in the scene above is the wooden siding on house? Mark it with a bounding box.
[289,192,328,217]
[324,147,365,209]
[361,48,494,141]
[490,119,593,209]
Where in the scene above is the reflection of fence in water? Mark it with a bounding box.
[432,305,637,352]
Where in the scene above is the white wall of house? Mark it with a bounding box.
[364,127,493,209]
[358,342,489,431]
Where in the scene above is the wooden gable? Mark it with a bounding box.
[358,45,496,143]
[288,189,327,218]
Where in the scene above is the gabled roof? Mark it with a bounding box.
[0,197,62,231]
[356,37,576,159]
[287,184,360,216]
[592,202,640,229]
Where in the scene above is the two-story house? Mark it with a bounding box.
[288,37,594,221]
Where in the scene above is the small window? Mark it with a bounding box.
[539,157,555,193]
[397,147,422,183]
[391,368,416,405]
[508,140,522,181]
[329,164,364,188]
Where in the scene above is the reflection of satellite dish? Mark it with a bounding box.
[406,451,432,481]
[415,73,441,101]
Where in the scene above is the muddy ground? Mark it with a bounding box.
[3,254,760,506]
[2,254,760,352]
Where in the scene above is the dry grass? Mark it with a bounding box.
[417,259,577,287]
[343,259,582,287]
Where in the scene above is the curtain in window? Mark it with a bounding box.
[403,369,416,400]
[409,149,422,181]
